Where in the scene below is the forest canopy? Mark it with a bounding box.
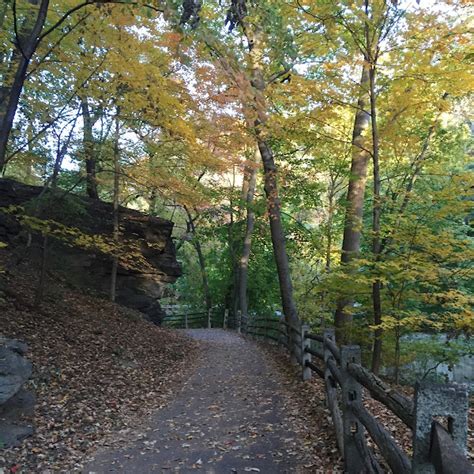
[0,0,472,377]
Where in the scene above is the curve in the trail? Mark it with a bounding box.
[84,329,310,473]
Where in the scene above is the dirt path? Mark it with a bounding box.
[84,329,328,473]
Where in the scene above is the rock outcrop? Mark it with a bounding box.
[0,178,182,323]
[0,337,31,405]
[0,337,34,447]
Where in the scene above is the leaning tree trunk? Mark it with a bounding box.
[257,138,299,329]
[238,151,258,324]
[0,0,50,171]
[334,63,371,342]
[243,24,300,336]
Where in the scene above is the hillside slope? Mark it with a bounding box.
[0,251,199,472]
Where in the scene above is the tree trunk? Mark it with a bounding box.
[228,165,240,320]
[0,0,50,171]
[325,174,338,272]
[110,111,120,302]
[243,22,300,333]
[193,238,211,313]
[394,326,401,385]
[34,111,77,306]
[185,207,212,313]
[369,63,383,374]
[257,138,299,327]
[334,64,371,340]
[81,97,99,199]
[238,150,258,323]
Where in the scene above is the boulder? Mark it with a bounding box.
[0,389,35,448]
[0,337,32,405]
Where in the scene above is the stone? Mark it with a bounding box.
[412,382,469,473]
[0,337,28,356]
[0,389,35,448]
[0,339,32,405]
[0,178,182,324]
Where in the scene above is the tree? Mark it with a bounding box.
[0,0,50,170]
[219,0,301,332]
[238,149,258,324]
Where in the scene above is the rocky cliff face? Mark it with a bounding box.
[0,178,181,323]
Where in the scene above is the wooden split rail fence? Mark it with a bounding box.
[162,309,226,329]
[241,315,473,474]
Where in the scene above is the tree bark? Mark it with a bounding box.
[334,64,371,339]
[228,164,240,320]
[34,110,77,307]
[194,238,211,312]
[110,110,120,302]
[0,0,50,171]
[325,174,339,272]
[238,150,258,323]
[364,0,384,374]
[369,62,383,374]
[81,97,99,199]
[242,22,300,333]
[185,206,212,313]
[257,138,299,327]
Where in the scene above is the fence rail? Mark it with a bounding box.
[161,309,223,329]
[240,317,472,474]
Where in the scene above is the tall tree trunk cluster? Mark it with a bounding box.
[334,0,390,373]
[334,64,371,341]
[204,2,301,334]
[236,19,301,348]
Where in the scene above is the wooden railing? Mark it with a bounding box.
[161,309,225,329]
[241,316,472,474]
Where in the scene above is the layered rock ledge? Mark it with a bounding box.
[0,178,181,323]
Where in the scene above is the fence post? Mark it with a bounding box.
[184,309,188,329]
[223,308,228,329]
[340,345,372,473]
[323,329,344,454]
[301,324,311,381]
[412,382,469,474]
